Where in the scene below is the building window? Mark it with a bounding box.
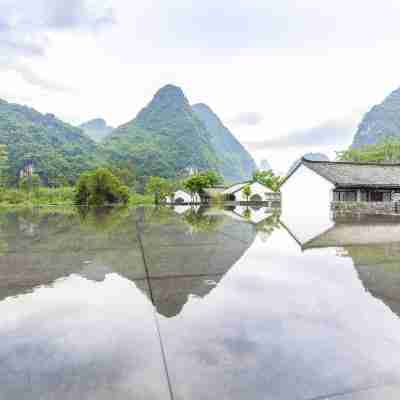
[334,190,357,202]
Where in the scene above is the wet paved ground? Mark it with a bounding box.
[1,207,400,399]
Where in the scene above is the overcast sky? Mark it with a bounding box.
[1,0,400,172]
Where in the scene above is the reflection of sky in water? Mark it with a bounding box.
[0,274,171,399]
[1,208,400,399]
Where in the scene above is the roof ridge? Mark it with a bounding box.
[301,157,400,167]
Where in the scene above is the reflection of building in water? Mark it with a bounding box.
[205,205,280,226]
[284,216,400,318]
[173,204,200,215]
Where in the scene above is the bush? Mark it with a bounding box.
[75,168,130,206]
[33,187,75,205]
[0,189,27,204]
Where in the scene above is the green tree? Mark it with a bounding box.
[145,176,175,204]
[243,185,252,201]
[252,170,282,192]
[183,170,223,200]
[108,165,137,188]
[75,168,129,206]
[337,138,400,163]
[19,174,41,194]
[0,145,8,188]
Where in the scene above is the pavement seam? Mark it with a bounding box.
[302,380,400,400]
[136,221,176,400]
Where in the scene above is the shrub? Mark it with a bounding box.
[0,189,27,204]
[75,168,130,206]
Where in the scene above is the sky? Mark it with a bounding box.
[1,0,400,173]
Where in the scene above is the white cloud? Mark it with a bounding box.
[0,0,399,172]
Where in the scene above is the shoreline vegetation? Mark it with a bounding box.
[0,186,153,210]
[2,137,398,212]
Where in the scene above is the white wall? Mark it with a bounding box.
[166,190,199,204]
[235,182,273,202]
[280,164,335,245]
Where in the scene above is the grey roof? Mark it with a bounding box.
[285,158,400,188]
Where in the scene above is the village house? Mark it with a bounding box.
[168,181,281,205]
[19,160,34,179]
[222,181,280,203]
[165,189,200,204]
[202,181,281,204]
[280,158,400,244]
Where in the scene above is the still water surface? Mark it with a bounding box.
[1,206,400,399]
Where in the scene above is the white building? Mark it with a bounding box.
[166,190,200,204]
[280,159,335,244]
[280,157,400,244]
[223,181,279,203]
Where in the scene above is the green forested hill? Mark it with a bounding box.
[79,118,114,142]
[192,103,256,181]
[352,87,400,148]
[102,85,219,178]
[0,99,99,185]
[0,85,257,186]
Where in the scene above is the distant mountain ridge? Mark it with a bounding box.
[352,87,400,148]
[0,98,98,185]
[79,118,113,142]
[259,159,272,172]
[192,103,256,181]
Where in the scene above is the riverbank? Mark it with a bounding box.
[0,187,153,210]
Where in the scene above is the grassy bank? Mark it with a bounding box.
[0,187,153,209]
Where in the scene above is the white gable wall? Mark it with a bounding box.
[234,182,274,202]
[166,190,200,203]
[280,164,335,245]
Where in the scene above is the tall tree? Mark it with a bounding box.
[243,185,252,202]
[252,170,282,192]
[0,145,8,188]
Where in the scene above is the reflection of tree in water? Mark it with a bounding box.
[242,208,251,220]
[0,206,267,319]
[182,207,223,233]
[0,207,145,301]
[0,213,8,256]
[77,206,131,232]
[255,211,281,242]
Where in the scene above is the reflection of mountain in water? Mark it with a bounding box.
[135,206,260,318]
[0,207,280,318]
[0,208,145,301]
[293,216,400,318]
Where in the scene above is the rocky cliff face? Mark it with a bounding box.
[192,103,257,182]
[79,118,113,142]
[352,87,400,148]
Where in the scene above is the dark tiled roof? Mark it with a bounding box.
[300,158,400,188]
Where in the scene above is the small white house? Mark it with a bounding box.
[166,190,200,204]
[223,181,279,203]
